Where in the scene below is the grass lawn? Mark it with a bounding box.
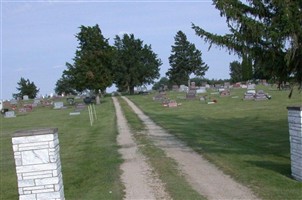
[0,98,124,199]
[127,86,302,200]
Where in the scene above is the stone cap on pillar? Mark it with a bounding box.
[287,106,302,111]
[13,128,58,137]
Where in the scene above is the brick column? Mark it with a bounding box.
[287,106,302,181]
[12,128,65,200]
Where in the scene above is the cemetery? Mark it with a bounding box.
[0,85,301,199]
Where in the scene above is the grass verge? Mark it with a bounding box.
[118,96,205,200]
[0,98,124,199]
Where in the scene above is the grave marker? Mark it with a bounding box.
[4,111,16,118]
[54,102,64,109]
[23,95,29,100]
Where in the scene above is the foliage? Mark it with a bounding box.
[229,61,242,83]
[152,77,170,90]
[54,75,77,96]
[192,0,302,87]
[166,31,208,86]
[15,77,39,99]
[62,24,114,96]
[113,34,162,94]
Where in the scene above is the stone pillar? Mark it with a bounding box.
[287,106,302,181]
[12,128,65,200]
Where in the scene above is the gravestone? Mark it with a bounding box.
[10,99,18,105]
[190,82,196,90]
[23,95,29,100]
[74,103,86,112]
[186,90,196,100]
[12,128,65,199]
[254,90,268,100]
[54,102,64,109]
[0,100,2,110]
[153,94,166,102]
[224,82,231,89]
[168,100,178,108]
[247,84,256,90]
[196,87,206,94]
[220,90,231,97]
[5,111,16,118]
[179,85,188,92]
[172,85,179,91]
[287,107,302,181]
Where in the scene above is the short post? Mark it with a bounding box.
[287,106,302,181]
[12,128,65,199]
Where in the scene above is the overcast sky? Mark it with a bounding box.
[1,0,238,100]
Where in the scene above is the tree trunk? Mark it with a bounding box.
[130,86,135,95]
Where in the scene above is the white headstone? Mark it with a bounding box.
[0,100,3,110]
[5,111,16,118]
[23,95,29,100]
[54,102,64,109]
[196,87,207,94]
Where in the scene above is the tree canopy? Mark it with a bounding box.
[192,0,302,88]
[113,34,162,94]
[15,77,39,99]
[62,24,114,98]
[166,30,208,86]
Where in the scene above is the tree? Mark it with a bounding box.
[166,30,208,86]
[54,75,77,96]
[16,77,39,99]
[113,34,162,94]
[62,24,114,103]
[152,77,170,90]
[229,61,242,83]
[192,0,302,90]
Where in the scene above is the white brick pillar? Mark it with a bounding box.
[12,128,65,200]
[287,106,302,181]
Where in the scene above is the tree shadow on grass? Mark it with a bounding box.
[149,113,292,177]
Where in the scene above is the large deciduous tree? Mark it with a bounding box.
[192,0,302,91]
[15,77,39,99]
[166,30,208,86]
[63,24,113,103]
[113,34,162,94]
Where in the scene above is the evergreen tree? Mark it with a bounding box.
[16,77,39,99]
[113,34,162,94]
[192,0,302,88]
[166,31,208,86]
[229,61,242,83]
[62,24,114,103]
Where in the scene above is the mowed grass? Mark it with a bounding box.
[127,86,302,200]
[0,98,124,199]
[117,97,205,200]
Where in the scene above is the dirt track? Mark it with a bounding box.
[114,96,259,200]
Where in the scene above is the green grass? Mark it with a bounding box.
[0,98,124,199]
[127,86,302,200]
[118,97,205,200]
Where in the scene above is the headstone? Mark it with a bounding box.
[10,99,18,105]
[4,111,16,118]
[179,85,188,92]
[287,107,302,181]
[224,82,230,89]
[153,93,166,102]
[0,100,3,110]
[172,85,179,91]
[23,95,29,101]
[66,98,75,105]
[33,99,41,104]
[190,82,196,90]
[186,90,196,100]
[196,87,207,94]
[74,103,86,112]
[254,90,268,100]
[12,128,65,199]
[168,100,178,108]
[247,84,256,90]
[220,90,231,97]
[54,102,64,109]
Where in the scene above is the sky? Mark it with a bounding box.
[1,0,238,100]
